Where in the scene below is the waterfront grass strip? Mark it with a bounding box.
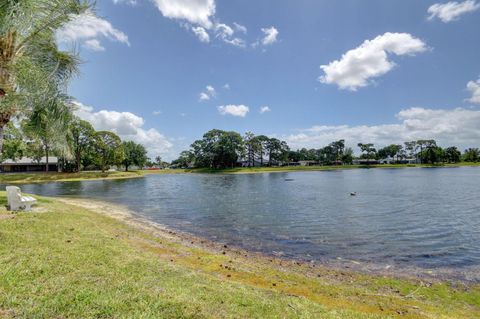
[0,194,478,318]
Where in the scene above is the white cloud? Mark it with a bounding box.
[73,102,174,159]
[259,106,271,114]
[113,0,137,5]
[233,22,247,34]
[218,104,249,117]
[152,0,216,29]
[57,11,130,51]
[261,26,279,45]
[213,23,246,47]
[223,83,230,90]
[199,85,216,101]
[83,39,105,52]
[192,26,210,43]
[467,79,480,104]
[319,32,428,91]
[152,110,162,115]
[428,0,480,22]
[284,107,480,151]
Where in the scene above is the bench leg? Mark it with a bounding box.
[24,203,32,211]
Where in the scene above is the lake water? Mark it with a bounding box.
[11,167,480,277]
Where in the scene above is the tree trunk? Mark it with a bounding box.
[45,148,49,172]
[76,150,81,172]
[0,124,5,155]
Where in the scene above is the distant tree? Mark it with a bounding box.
[419,143,444,164]
[444,146,461,163]
[191,129,244,169]
[341,147,354,164]
[265,138,289,165]
[377,144,403,162]
[22,90,73,171]
[463,148,480,162]
[1,123,26,161]
[122,141,148,171]
[93,131,124,172]
[155,156,162,165]
[172,151,194,168]
[70,118,95,172]
[357,143,377,163]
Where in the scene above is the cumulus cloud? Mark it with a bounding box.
[152,0,216,29]
[113,0,137,5]
[192,26,210,43]
[261,26,279,45]
[466,78,480,104]
[57,11,130,51]
[199,85,216,101]
[428,0,480,22]
[73,102,174,159]
[233,22,247,34]
[319,32,427,91]
[83,39,105,52]
[218,104,249,117]
[284,107,480,151]
[259,106,271,114]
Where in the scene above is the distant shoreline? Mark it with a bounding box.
[0,162,479,184]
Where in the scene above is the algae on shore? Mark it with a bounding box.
[0,193,479,318]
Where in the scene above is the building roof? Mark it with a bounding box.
[1,157,59,165]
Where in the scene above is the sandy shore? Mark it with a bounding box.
[56,197,480,284]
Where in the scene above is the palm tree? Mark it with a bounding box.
[22,89,74,172]
[0,0,90,152]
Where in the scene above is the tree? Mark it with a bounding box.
[171,151,194,168]
[377,144,403,162]
[444,146,461,163]
[1,122,26,161]
[0,0,89,152]
[93,131,123,172]
[191,129,244,169]
[70,118,95,172]
[122,141,147,171]
[22,90,73,171]
[155,156,162,165]
[265,138,289,165]
[341,147,354,164]
[463,148,480,162]
[357,143,377,163]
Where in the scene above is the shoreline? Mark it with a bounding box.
[56,196,480,284]
[2,193,478,318]
[0,163,479,185]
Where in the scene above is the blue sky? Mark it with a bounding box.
[58,0,480,160]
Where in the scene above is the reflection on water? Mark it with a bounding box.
[9,167,480,271]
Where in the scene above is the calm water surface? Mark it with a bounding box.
[12,167,480,273]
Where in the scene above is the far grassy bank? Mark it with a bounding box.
[0,193,478,318]
[168,162,480,175]
[0,170,143,184]
[1,162,479,185]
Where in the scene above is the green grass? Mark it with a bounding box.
[0,171,143,184]
[0,193,478,318]
[163,162,480,175]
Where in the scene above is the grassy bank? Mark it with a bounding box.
[1,163,479,184]
[170,162,480,175]
[0,171,143,184]
[0,194,478,318]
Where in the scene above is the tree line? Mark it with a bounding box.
[172,130,480,169]
[0,1,157,172]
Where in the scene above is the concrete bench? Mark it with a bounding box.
[6,186,37,211]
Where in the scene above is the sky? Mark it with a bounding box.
[57,0,480,160]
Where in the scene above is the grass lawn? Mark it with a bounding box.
[0,171,143,184]
[0,193,478,318]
